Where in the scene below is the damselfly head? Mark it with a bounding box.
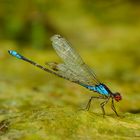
[113,92,122,102]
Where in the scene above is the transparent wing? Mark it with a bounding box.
[46,62,96,85]
[50,35,100,85]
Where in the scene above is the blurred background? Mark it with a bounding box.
[0,0,140,139]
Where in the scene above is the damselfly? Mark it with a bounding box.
[8,35,122,116]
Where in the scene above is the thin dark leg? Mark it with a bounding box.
[100,98,110,117]
[85,96,104,111]
[111,98,119,116]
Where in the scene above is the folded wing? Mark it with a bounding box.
[48,35,100,85]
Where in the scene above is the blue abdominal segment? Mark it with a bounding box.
[80,83,110,96]
[8,50,22,59]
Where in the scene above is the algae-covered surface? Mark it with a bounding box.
[0,40,140,140]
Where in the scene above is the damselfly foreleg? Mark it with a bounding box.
[111,98,119,116]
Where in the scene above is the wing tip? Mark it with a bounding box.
[50,34,62,42]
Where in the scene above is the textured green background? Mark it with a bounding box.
[0,1,140,139]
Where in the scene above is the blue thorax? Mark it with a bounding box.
[80,83,110,96]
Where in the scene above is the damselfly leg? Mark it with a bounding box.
[100,97,110,117]
[111,98,119,116]
[85,96,106,111]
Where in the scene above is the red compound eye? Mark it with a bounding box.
[114,93,122,102]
